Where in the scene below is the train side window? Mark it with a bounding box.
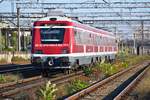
[74,29,78,43]
[74,28,82,44]
[84,31,88,45]
[99,36,102,45]
[78,30,82,44]
[74,29,77,36]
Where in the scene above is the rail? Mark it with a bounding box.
[65,61,150,100]
[0,71,84,97]
[0,64,34,74]
[114,64,149,100]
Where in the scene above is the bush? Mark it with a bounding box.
[37,81,57,100]
[67,79,89,94]
[121,62,129,68]
[96,63,118,77]
[117,52,127,62]
[83,67,93,76]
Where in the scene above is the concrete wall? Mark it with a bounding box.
[140,46,150,55]
[0,52,30,63]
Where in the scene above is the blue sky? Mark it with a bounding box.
[0,0,149,21]
[0,0,95,12]
[0,0,150,12]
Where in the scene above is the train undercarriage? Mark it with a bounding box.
[32,54,116,77]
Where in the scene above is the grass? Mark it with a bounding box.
[94,54,150,77]
[41,54,150,99]
[126,55,150,65]
[117,52,150,65]
[0,74,20,84]
[67,79,89,94]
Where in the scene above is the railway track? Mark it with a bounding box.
[112,64,149,100]
[65,61,150,100]
[0,64,35,74]
[0,70,84,98]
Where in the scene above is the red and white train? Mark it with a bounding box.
[31,16,117,71]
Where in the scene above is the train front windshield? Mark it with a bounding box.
[40,28,65,44]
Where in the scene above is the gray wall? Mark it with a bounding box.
[0,52,30,63]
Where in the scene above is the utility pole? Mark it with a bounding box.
[141,21,144,55]
[17,7,21,51]
[121,39,123,52]
[0,29,1,51]
[5,31,8,48]
[114,27,119,52]
[133,33,136,55]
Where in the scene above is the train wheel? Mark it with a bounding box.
[73,63,79,72]
[68,70,72,74]
[64,69,72,74]
[101,57,105,64]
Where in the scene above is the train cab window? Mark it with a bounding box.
[40,28,65,44]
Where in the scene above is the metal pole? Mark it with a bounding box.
[133,33,136,55]
[114,27,120,53]
[118,37,120,53]
[0,29,1,51]
[17,7,21,51]
[5,31,8,48]
[141,21,144,55]
[121,40,123,52]
[23,31,26,51]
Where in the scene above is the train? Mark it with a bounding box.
[31,16,118,74]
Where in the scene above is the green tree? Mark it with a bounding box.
[11,32,17,51]
[0,35,5,50]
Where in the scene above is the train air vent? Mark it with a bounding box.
[35,50,43,54]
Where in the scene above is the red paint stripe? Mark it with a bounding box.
[73,45,84,53]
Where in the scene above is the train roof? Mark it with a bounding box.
[37,16,115,36]
[37,16,77,22]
